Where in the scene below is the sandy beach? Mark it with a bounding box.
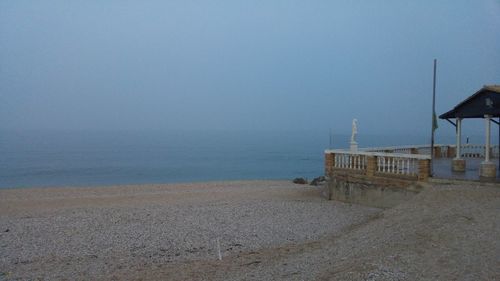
[0,180,499,280]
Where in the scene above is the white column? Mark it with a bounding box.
[456,118,462,159]
[485,115,492,163]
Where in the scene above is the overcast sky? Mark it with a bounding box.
[1,1,499,136]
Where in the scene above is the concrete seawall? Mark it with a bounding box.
[325,172,423,208]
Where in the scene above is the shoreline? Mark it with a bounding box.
[0,178,297,190]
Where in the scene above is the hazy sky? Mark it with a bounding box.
[1,1,499,136]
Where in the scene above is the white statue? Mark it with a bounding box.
[351,119,358,143]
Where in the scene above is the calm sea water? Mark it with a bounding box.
[0,130,460,188]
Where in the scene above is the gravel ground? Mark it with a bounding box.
[1,181,498,280]
[0,180,380,280]
[117,181,497,281]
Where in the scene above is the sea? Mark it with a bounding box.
[0,129,469,188]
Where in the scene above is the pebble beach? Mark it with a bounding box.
[0,180,498,280]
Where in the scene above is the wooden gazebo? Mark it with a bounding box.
[439,85,500,179]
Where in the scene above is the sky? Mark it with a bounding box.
[1,1,500,137]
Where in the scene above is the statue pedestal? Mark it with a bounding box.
[350,141,358,152]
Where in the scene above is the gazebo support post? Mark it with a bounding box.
[452,117,465,172]
[480,114,496,179]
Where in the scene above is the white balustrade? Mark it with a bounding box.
[376,155,418,176]
[326,149,429,177]
[492,145,499,159]
[457,144,500,158]
[333,152,367,170]
[363,144,499,159]
[460,144,483,158]
[327,143,499,180]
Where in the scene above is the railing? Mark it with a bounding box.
[376,155,419,176]
[361,144,448,153]
[326,144,500,182]
[325,149,430,180]
[333,153,367,170]
[362,144,499,159]
[459,144,499,158]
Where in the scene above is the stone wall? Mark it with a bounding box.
[325,171,423,208]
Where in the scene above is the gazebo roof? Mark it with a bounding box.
[439,85,500,119]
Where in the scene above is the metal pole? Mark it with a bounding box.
[430,59,437,176]
[456,118,461,159]
[485,115,491,163]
